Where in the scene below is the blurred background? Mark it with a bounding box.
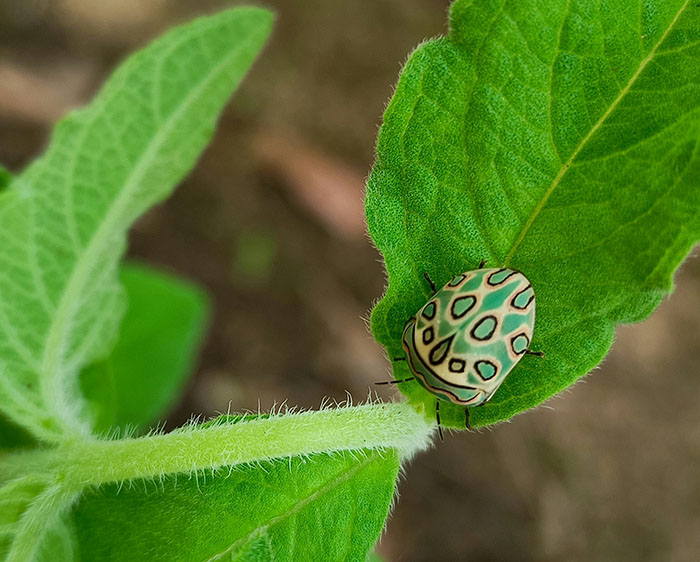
[1,1,699,561]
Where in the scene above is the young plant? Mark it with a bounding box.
[1,1,699,560]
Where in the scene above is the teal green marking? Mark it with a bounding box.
[481,279,521,310]
[422,301,436,319]
[429,338,451,364]
[513,287,534,309]
[475,361,497,380]
[402,268,536,407]
[502,312,525,334]
[452,295,476,317]
[472,316,497,339]
[402,320,484,405]
[487,269,513,284]
[511,334,529,354]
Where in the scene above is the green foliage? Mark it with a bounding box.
[73,450,398,561]
[0,7,437,559]
[0,4,435,561]
[0,6,273,442]
[0,476,49,558]
[366,0,700,428]
[4,1,698,560]
[80,262,210,434]
[0,415,35,450]
[0,165,10,191]
[0,402,429,561]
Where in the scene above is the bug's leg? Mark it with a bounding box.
[392,356,406,362]
[435,399,444,442]
[423,272,437,295]
[374,377,415,386]
[478,259,487,269]
[464,407,471,430]
[525,349,545,357]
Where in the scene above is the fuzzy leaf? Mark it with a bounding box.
[73,450,399,562]
[0,415,35,449]
[0,477,48,558]
[80,262,210,435]
[365,0,700,427]
[0,7,272,440]
[0,476,78,562]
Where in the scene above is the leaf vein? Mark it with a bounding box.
[205,456,375,562]
[504,0,692,266]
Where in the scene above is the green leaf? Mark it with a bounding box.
[73,450,399,562]
[365,0,700,428]
[0,7,272,441]
[35,513,77,562]
[80,262,210,435]
[0,476,48,558]
[0,476,78,562]
[0,164,11,191]
[0,414,35,449]
[0,404,429,562]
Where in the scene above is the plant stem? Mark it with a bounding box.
[3,402,433,489]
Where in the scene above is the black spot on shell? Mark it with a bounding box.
[470,315,498,341]
[475,360,498,381]
[448,358,466,373]
[451,295,476,319]
[510,333,530,355]
[429,335,454,366]
[487,269,518,286]
[511,285,534,310]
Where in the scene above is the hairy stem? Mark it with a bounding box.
[1,402,433,488]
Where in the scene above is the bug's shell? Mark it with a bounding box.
[402,268,535,406]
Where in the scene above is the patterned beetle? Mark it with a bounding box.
[381,262,542,438]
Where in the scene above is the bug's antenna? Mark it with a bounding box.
[423,272,437,295]
[435,400,444,442]
[525,349,545,357]
[478,259,487,269]
[374,377,415,386]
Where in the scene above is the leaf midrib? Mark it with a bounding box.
[503,0,691,265]
[206,456,376,562]
[39,31,254,437]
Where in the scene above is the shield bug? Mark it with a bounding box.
[379,262,543,438]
